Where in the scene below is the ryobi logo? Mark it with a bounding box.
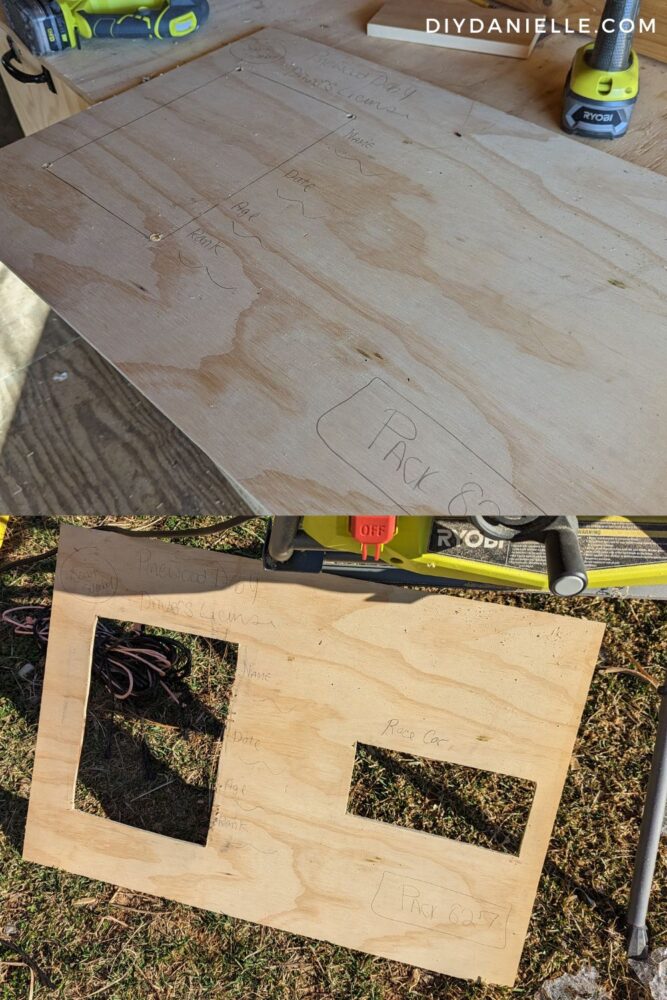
[574,108,622,126]
[436,526,505,551]
[584,111,614,122]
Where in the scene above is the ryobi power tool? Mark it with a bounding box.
[265,516,667,599]
[562,0,640,139]
[1,0,208,54]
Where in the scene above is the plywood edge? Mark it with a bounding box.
[367,23,539,57]
[367,1,544,58]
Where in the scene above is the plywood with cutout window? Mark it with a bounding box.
[24,525,604,985]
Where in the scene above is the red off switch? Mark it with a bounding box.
[349,516,397,561]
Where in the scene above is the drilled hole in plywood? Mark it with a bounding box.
[347,743,535,856]
[74,619,239,845]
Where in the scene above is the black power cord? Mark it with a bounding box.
[0,515,258,700]
[2,606,193,703]
[0,515,255,575]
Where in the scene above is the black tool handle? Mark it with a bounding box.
[79,0,208,40]
[1,39,56,91]
[544,526,588,596]
[589,0,640,71]
[79,10,159,38]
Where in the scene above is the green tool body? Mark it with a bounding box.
[1,0,208,54]
[562,0,640,139]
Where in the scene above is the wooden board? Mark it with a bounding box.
[0,262,244,513]
[0,29,666,514]
[368,1,543,59]
[0,17,88,136]
[0,329,247,513]
[505,0,667,64]
[4,22,667,518]
[4,20,667,517]
[24,524,604,986]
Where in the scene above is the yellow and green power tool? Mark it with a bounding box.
[562,0,640,139]
[264,516,667,599]
[1,0,208,54]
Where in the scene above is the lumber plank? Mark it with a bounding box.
[367,1,544,59]
[0,28,666,513]
[25,525,604,986]
[0,327,246,513]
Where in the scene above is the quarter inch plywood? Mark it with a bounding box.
[25,525,604,986]
[0,30,666,513]
[368,1,543,58]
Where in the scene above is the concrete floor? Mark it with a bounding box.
[0,78,245,513]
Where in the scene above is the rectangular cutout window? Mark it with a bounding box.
[75,618,238,846]
[347,743,535,856]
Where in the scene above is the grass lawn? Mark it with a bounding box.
[0,517,665,999]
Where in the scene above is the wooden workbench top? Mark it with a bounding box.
[31,0,667,177]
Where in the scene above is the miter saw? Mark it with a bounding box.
[264,515,667,600]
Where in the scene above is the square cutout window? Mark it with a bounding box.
[74,618,238,846]
[347,742,535,856]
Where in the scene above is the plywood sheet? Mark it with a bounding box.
[25,525,603,986]
[367,1,543,58]
[21,0,667,180]
[29,0,666,109]
[0,29,666,513]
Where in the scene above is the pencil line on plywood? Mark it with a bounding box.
[44,66,240,167]
[161,120,349,244]
[315,378,546,515]
[246,67,355,116]
[44,170,149,239]
[219,120,350,206]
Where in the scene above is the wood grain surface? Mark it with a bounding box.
[368,1,544,59]
[0,177,247,513]
[31,0,667,108]
[24,525,604,986]
[3,22,667,517]
[0,323,247,512]
[1,29,665,513]
[0,18,88,136]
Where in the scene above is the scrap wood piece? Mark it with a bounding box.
[368,0,545,58]
[24,526,604,986]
